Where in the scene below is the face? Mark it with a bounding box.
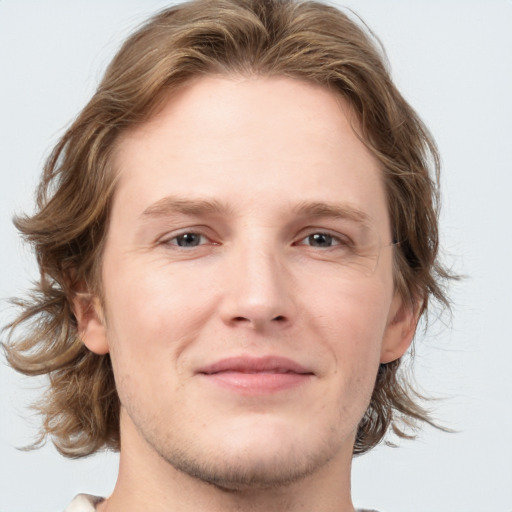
[79,76,414,490]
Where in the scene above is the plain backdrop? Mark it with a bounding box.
[1,1,511,511]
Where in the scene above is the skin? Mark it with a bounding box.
[77,76,416,512]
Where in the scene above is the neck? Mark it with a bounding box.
[99,416,356,512]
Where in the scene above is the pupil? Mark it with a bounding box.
[310,233,332,247]
[177,233,200,247]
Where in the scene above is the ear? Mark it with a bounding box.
[380,293,420,364]
[73,292,110,355]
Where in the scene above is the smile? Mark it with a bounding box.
[197,356,315,394]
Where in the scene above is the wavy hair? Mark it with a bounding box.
[3,0,453,457]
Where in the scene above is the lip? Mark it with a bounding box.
[198,355,312,375]
[197,355,314,395]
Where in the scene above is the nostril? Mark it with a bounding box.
[229,315,287,325]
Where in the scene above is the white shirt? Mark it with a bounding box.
[64,493,379,511]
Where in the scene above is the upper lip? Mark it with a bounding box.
[198,356,313,375]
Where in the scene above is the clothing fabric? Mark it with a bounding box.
[64,493,379,511]
[64,494,104,511]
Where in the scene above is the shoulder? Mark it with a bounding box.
[63,494,105,512]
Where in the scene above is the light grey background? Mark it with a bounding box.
[1,1,511,511]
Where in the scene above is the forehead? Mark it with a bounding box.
[112,75,389,233]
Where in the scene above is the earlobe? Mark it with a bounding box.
[73,293,110,355]
[380,294,420,364]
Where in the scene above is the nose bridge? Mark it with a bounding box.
[220,233,294,328]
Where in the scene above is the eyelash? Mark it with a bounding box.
[162,231,213,248]
[160,229,352,250]
[295,231,351,249]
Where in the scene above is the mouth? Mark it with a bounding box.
[197,355,314,394]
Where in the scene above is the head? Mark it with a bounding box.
[5,0,450,464]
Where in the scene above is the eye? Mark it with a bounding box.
[299,232,347,248]
[166,232,208,248]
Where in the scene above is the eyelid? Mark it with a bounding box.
[294,228,353,247]
[167,233,208,246]
[157,226,218,246]
[155,225,357,247]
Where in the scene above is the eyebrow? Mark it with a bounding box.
[142,196,235,218]
[141,196,371,226]
[290,201,372,226]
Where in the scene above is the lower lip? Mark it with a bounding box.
[201,371,312,394]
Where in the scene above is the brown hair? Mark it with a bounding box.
[3,0,453,457]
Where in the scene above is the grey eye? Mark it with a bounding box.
[174,233,203,247]
[306,233,337,247]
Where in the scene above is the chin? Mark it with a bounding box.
[160,441,333,491]
[148,417,344,491]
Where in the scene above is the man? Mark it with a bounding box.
[3,0,452,511]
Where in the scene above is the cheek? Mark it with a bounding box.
[309,271,392,339]
[101,268,205,413]
[310,277,391,379]
[326,294,388,420]
[102,259,218,370]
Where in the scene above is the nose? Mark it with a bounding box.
[218,244,296,331]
